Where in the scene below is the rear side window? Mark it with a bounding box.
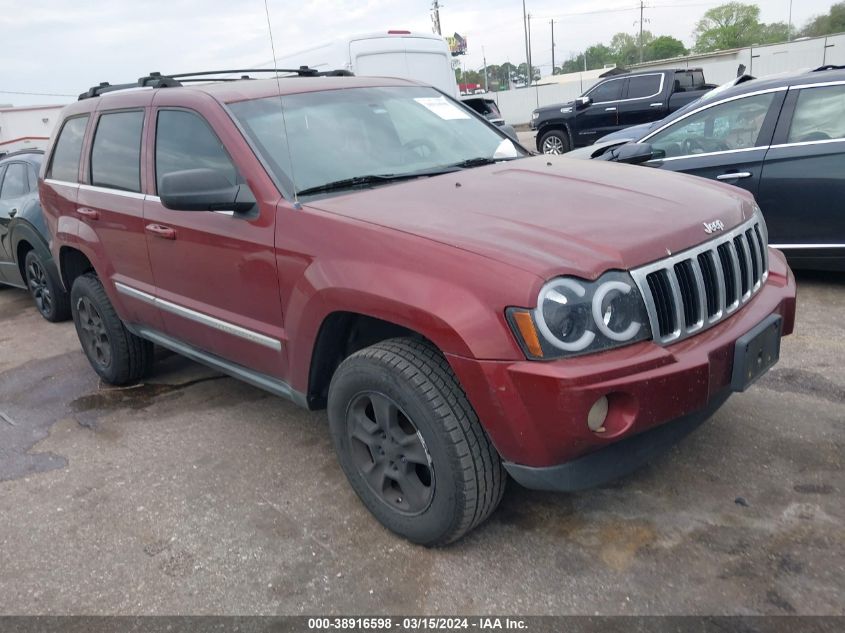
[588,79,623,103]
[787,85,845,143]
[48,115,88,182]
[627,75,662,99]
[0,163,29,199]
[90,110,144,192]
[155,110,238,193]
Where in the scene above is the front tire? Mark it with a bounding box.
[328,338,505,546]
[70,273,154,385]
[24,250,70,322]
[539,129,570,154]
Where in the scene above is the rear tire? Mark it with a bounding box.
[328,338,505,546]
[539,129,570,154]
[70,273,154,385]
[24,250,70,322]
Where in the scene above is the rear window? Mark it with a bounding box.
[788,84,845,143]
[48,115,89,182]
[627,75,662,99]
[90,111,144,192]
[0,163,29,199]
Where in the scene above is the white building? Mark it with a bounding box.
[0,104,65,155]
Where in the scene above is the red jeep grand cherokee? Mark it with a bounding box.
[40,71,796,545]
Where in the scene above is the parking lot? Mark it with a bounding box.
[0,269,841,615]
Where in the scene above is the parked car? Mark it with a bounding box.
[531,68,716,154]
[461,96,518,140]
[572,65,845,271]
[0,149,70,321]
[41,69,795,545]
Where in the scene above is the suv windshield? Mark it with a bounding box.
[229,86,524,197]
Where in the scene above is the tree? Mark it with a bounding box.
[800,2,845,37]
[645,35,687,61]
[693,2,763,52]
[757,22,792,44]
[611,31,653,66]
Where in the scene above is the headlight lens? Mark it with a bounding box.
[508,271,652,359]
[531,111,540,120]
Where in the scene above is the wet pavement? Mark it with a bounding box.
[0,272,843,615]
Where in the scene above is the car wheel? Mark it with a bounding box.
[24,250,70,322]
[539,129,570,155]
[70,273,154,385]
[328,338,506,546]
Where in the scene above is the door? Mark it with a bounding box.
[575,77,625,145]
[143,108,285,378]
[76,108,164,330]
[757,83,845,260]
[0,162,30,285]
[642,90,784,197]
[617,73,666,128]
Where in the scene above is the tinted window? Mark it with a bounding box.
[627,75,661,99]
[0,163,28,199]
[155,110,238,192]
[588,79,623,103]
[91,111,144,192]
[48,116,88,182]
[648,93,775,158]
[788,85,845,143]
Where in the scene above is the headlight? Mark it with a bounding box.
[531,111,540,120]
[507,271,652,359]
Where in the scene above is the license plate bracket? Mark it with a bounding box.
[731,314,783,392]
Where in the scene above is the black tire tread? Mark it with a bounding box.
[344,337,506,545]
[24,250,70,322]
[72,273,154,385]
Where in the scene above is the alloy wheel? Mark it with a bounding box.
[26,257,53,317]
[346,392,435,515]
[76,297,112,368]
[542,135,565,154]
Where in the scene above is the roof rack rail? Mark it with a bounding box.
[0,148,45,159]
[78,67,354,100]
[814,64,845,72]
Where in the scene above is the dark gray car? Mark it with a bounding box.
[0,150,70,320]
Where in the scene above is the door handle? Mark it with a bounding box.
[716,172,752,181]
[145,223,176,240]
[605,107,617,112]
[77,207,100,220]
[8,208,17,218]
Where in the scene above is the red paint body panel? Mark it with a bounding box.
[38,76,798,473]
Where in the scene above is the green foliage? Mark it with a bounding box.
[646,36,688,61]
[800,2,845,37]
[692,2,793,52]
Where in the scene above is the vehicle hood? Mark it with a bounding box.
[305,155,756,280]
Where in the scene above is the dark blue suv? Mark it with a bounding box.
[0,150,70,321]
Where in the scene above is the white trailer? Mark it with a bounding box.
[273,31,459,99]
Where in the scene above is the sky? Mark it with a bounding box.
[0,0,837,106]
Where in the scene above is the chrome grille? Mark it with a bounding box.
[631,215,769,345]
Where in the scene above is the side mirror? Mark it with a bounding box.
[575,96,592,109]
[600,142,661,165]
[159,168,256,213]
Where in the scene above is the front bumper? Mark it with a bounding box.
[446,249,796,488]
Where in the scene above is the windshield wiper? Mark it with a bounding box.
[448,156,521,169]
[296,167,461,197]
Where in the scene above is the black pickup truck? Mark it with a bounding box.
[531,68,715,154]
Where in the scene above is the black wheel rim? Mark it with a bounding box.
[346,392,435,516]
[76,297,112,368]
[26,257,52,317]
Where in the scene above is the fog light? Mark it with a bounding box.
[587,396,609,433]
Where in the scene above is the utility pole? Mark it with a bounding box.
[527,12,533,85]
[522,0,530,86]
[550,19,556,73]
[431,0,442,36]
[639,0,645,63]
[482,45,489,92]
[788,0,794,41]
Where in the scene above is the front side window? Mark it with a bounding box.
[155,110,238,193]
[91,111,144,192]
[627,75,661,99]
[48,115,89,182]
[0,163,29,199]
[588,79,623,103]
[229,86,523,197]
[788,85,845,143]
[647,92,776,158]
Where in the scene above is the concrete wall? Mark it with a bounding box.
[493,33,845,125]
[0,105,64,154]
